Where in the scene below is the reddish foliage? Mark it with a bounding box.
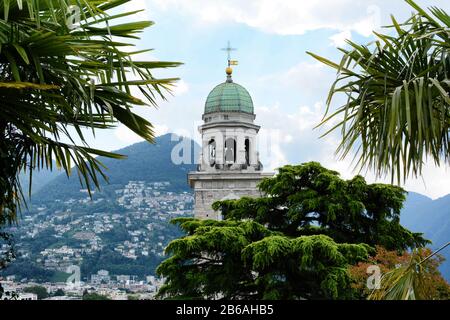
[349,246,450,300]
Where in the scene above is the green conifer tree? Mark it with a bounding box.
[157,162,428,300]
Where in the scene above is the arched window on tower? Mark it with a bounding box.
[225,138,236,164]
[245,139,250,166]
[208,139,216,167]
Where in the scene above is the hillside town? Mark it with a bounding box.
[0,181,193,299]
[1,271,165,300]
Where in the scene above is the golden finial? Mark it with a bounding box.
[222,41,238,82]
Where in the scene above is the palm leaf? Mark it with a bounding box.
[308,0,450,183]
[0,0,180,225]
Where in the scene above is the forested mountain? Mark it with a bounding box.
[1,134,199,282]
[32,133,198,203]
[19,164,60,196]
[401,192,450,281]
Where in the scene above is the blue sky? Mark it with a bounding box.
[83,0,450,199]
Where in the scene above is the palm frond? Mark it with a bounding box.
[308,0,450,183]
[0,0,181,224]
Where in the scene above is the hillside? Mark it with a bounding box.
[33,133,198,203]
[2,133,199,283]
[401,192,450,281]
[19,164,60,196]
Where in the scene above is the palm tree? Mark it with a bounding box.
[308,0,450,184]
[309,0,450,300]
[0,0,181,226]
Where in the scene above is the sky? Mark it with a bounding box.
[82,0,450,199]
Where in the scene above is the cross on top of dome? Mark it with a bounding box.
[221,41,237,63]
[221,41,239,82]
[203,41,253,115]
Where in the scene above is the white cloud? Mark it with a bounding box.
[172,79,189,96]
[402,165,450,200]
[255,101,450,199]
[329,30,352,47]
[147,0,450,37]
[114,125,145,145]
[256,102,325,170]
[124,1,150,20]
[113,123,170,146]
[117,0,450,199]
[258,127,289,170]
[321,152,450,200]
[258,61,336,101]
[154,124,170,136]
[285,134,294,144]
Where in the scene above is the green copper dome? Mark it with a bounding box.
[205,80,254,114]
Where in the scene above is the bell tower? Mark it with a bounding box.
[188,43,273,220]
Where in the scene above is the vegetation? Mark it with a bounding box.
[157,162,428,299]
[401,193,450,280]
[308,0,450,183]
[0,231,15,269]
[1,188,189,282]
[309,0,450,299]
[0,0,180,229]
[0,253,162,284]
[53,288,65,297]
[81,248,161,279]
[0,230,15,297]
[24,285,49,300]
[1,259,56,282]
[0,280,18,300]
[350,246,450,300]
[0,0,179,296]
[82,291,110,300]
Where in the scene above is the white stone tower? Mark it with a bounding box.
[188,46,273,220]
